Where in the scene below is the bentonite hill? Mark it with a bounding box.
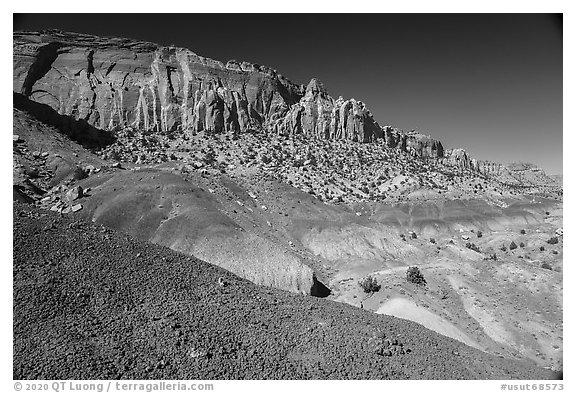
[13,30,563,379]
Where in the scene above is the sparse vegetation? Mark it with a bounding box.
[546,237,559,245]
[72,167,88,180]
[520,229,526,235]
[519,242,525,248]
[406,266,426,286]
[359,276,381,294]
[429,238,436,244]
[476,231,483,238]
[465,242,481,252]
[500,245,507,252]
[541,262,553,270]
[440,289,449,300]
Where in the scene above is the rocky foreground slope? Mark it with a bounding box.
[13,202,559,380]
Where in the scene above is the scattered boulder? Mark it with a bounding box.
[65,186,83,202]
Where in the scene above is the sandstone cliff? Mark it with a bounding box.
[14,31,447,159]
[15,30,550,178]
[270,79,445,158]
[14,30,303,135]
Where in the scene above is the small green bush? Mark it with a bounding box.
[466,242,481,253]
[72,167,88,181]
[359,276,381,294]
[406,266,426,286]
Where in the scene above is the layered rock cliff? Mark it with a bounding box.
[15,30,549,178]
[270,79,445,158]
[13,30,303,135]
[13,31,447,159]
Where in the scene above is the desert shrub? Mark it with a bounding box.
[541,262,553,270]
[440,289,450,300]
[410,232,418,239]
[107,150,121,161]
[540,246,545,252]
[552,250,558,255]
[509,241,518,250]
[500,245,507,252]
[406,266,426,286]
[72,167,88,180]
[466,242,481,253]
[400,234,406,241]
[546,237,559,245]
[203,150,216,165]
[429,238,436,244]
[359,276,381,294]
[476,231,483,238]
[489,253,497,261]
[519,242,525,248]
[520,229,526,235]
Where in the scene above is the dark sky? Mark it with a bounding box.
[13,14,563,174]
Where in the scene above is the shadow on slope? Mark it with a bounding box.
[14,92,115,150]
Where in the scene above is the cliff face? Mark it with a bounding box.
[13,31,445,159]
[270,79,383,143]
[443,148,505,175]
[270,79,445,158]
[19,30,532,167]
[13,30,303,135]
